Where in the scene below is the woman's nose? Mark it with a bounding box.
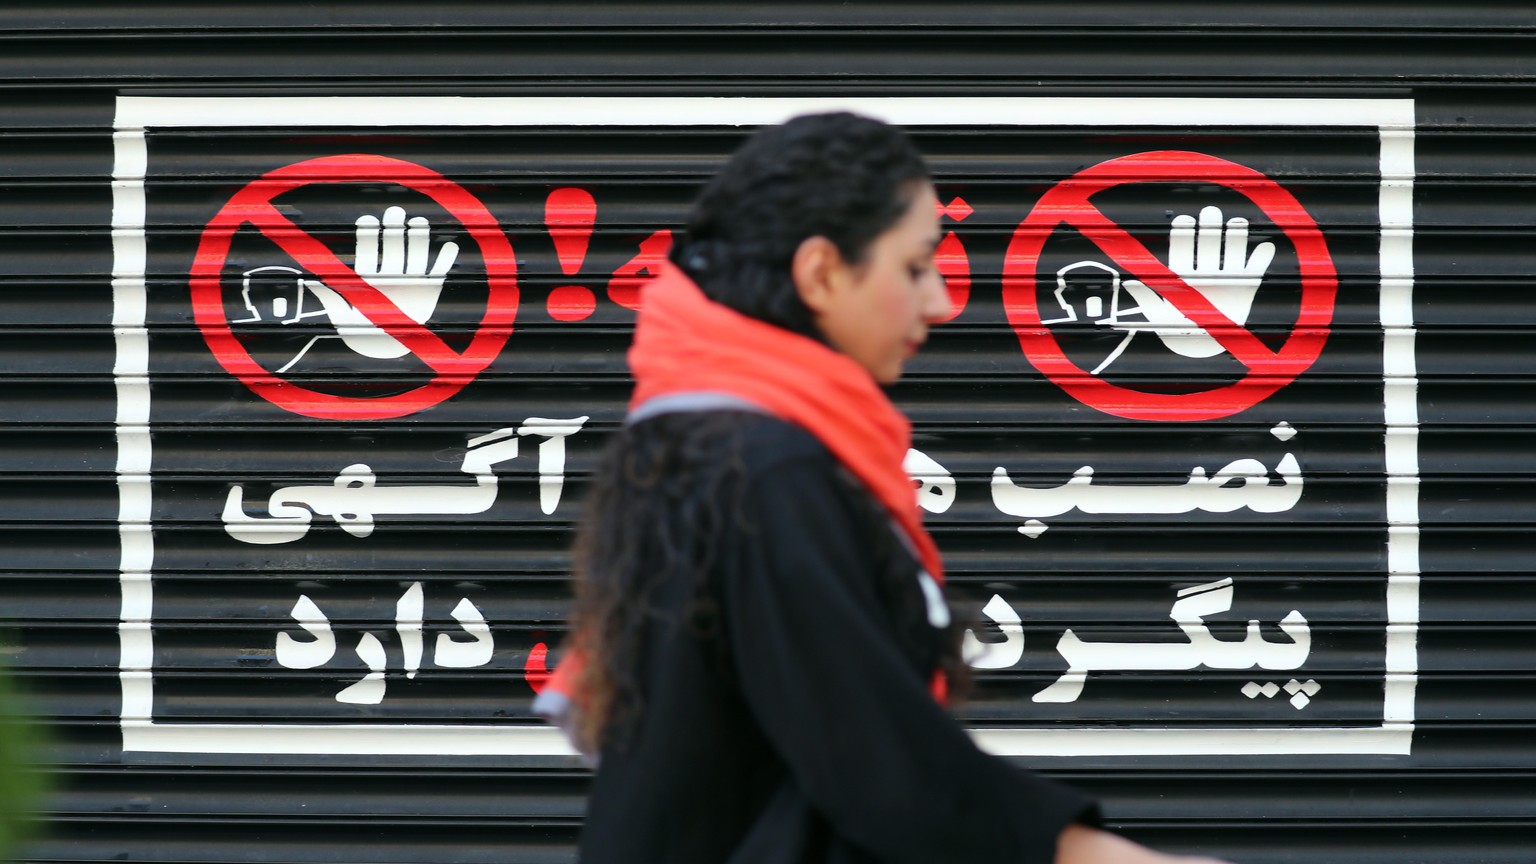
[922,272,954,322]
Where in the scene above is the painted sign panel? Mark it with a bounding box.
[113,96,1416,757]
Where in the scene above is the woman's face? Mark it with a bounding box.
[809,184,951,384]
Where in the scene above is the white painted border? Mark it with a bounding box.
[122,721,575,757]
[114,95,1417,757]
[114,96,1415,134]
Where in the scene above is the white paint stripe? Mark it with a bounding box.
[1381,666,1418,724]
[1387,526,1420,576]
[1379,129,1418,178]
[1379,278,1415,329]
[119,671,154,721]
[116,539,154,732]
[1378,128,1416,430]
[1379,228,1415,281]
[1386,477,1420,526]
[117,474,152,524]
[1382,328,1417,378]
[120,572,153,621]
[111,130,147,178]
[1379,183,1415,229]
[1384,629,1420,723]
[119,524,153,573]
[118,720,1416,757]
[110,181,145,229]
[118,571,155,718]
[115,96,1416,131]
[1387,575,1422,626]
[111,279,146,331]
[115,426,151,475]
[1385,427,1419,476]
[114,376,149,426]
[122,722,581,756]
[110,229,146,279]
[1381,277,1420,774]
[1383,378,1420,426]
[971,724,1413,757]
[113,125,157,741]
[119,623,153,670]
[1378,124,1415,669]
[1378,121,1419,736]
[113,327,149,378]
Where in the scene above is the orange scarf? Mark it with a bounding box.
[543,262,946,712]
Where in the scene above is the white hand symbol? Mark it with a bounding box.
[1118,205,1275,360]
[302,206,460,360]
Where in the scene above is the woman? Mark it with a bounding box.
[544,112,1227,864]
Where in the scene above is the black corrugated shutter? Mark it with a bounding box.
[4,4,1535,863]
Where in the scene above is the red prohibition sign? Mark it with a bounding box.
[190,154,517,421]
[1002,150,1337,422]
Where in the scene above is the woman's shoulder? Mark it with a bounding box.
[631,409,837,474]
[730,418,883,533]
[734,414,837,471]
[623,410,859,520]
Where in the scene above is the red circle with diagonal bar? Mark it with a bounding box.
[1002,150,1337,422]
[190,154,517,420]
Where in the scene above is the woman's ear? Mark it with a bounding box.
[791,235,845,314]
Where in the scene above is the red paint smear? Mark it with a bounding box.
[525,642,551,694]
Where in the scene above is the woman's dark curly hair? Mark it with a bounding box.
[568,113,958,754]
[672,111,931,338]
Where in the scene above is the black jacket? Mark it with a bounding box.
[579,415,1098,863]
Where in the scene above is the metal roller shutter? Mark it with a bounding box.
[1,4,1533,863]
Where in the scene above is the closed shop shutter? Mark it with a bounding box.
[2,4,1533,863]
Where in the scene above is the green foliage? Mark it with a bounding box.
[0,662,49,857]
